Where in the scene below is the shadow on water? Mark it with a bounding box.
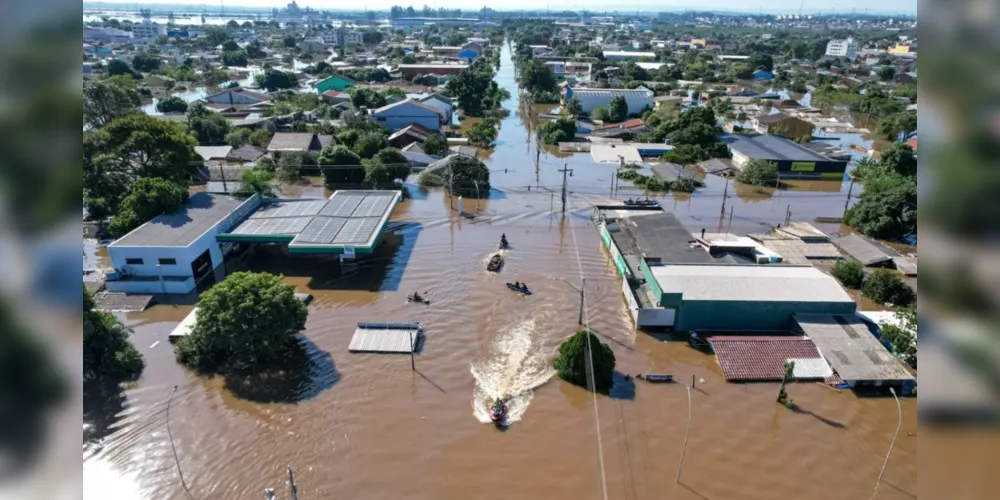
[404,183,430,200]
[609,371,636,401]
[414,369,446,394]
[83,379,129,446]
[789,402,848,430]
[223,336,340,404]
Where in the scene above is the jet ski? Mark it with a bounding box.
[489,398,507,424]
[407,292,430,305]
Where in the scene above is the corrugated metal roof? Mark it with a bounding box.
[794,314,914,382]
[788,357,834,379]
[708,336,823,381]
[724,134,835,163]
[349,323,422,353]
[830,233,893,266]
[650,265,855,303]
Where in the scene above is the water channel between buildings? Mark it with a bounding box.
[83,42,916,500]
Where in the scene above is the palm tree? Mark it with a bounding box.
[237,169,280,198]
[850,156,879,181]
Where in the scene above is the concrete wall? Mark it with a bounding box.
[105,276,195,294]
[673,300,858,332]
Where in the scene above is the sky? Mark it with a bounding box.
[92,1,918,16]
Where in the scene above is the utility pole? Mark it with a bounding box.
[720,175,730,215]
[558,163,573,213]
[578,278,585,325]
[410,331,415,371]
[676,384,692,484]
[843,176,856,218]
[287,466,298,500]
[220,165,228,193]
[871,387,901,500]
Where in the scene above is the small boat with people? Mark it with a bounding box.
[407,291,430,305]
[489,397,507,425]
[487,253,503,272]
[505,282,532,295]
[499,233,509,250]
[635,373,674,383]
[624,198,659,207]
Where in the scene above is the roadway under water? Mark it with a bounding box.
[83,43,916,500]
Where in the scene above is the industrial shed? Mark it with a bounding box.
[648,264,857,332]
[723,134,848,180]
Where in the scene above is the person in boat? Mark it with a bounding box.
[520,282,529,292]
[493,397,504,414]
[513,281,521,289]
[501,233,508,245]
[411,291,423,302]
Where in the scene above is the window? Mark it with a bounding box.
[125,258,144,265]
[158,258,178,265]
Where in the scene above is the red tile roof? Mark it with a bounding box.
[708,336,823,381]
[906,138,917,151]
[599,118,645,130]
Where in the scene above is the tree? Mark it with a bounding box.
[84,77,141,129]
[831,260,864,288]
[735,159,779,186]
[248,129,272,148]
[106,59,136,77]
[373,148,413,181]
[877,112,917,142]
[349,87,386,109]
[606,95,629,122]
[362,158,393,188]
[747,53,774,72]
[446,63,505,117]
[518,58,558,97]
[245,41,266,59]
[443,155,490,198]
[563,97,583,118]
[222,50,249,67]
[423,133,449,156]
[227,19,240,29]
[467,117,499,148]
[777,360,795,405]
[877,143,917,177]
[187,103,231,145]
[225,128,251,148]
[845,172,917,240]
[418,171,445,187]
[276,153,304,181]
[221,40,240,52]
[155,96,188,114]
[591,106,609,121]
[283,35,298,48]
[256,69,298,91]
[84,287,143,381]
[318,145,363,186]
[109,177,189,237]
[174,272,308,375]
[353,131,389,159]
[878,306,917,366]
[850,156,879,181]
[236,168,279,198]
[554,330,615,394]
[336,129,361,149]
[863,269,915,306]
[877,66,896,82]
[84,114,198,216]
[131,53,161,72]
[538,116,576,145]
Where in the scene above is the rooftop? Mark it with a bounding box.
[708,336,828,381]
[111,192,249,248]
[723,134,836,163]
[219,190,401,251]
[194,145,233,161]
[650,264,856,303]
[830,233,894,266]
[794,314,915,382]
[267,132,321,152]
[613,212,716,264]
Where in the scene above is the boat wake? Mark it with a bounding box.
[471,319,555,425]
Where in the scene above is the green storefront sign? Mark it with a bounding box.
[790,162,816,172]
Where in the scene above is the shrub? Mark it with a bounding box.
[831,260,864,288]
[735,159,779,187]
[422,133,449,157]
[109,178,189,238]
[554,330,615,394]
[863,269,915,306]
[418,171,445,187]
[156,96,188,114]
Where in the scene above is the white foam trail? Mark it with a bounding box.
[471,319,555,425]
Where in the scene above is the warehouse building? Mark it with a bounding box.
[562,86,654,116]
[723,134,849,180]
[648,264,857,331]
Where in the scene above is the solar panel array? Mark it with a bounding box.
[225,192,398,247]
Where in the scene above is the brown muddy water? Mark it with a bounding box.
[83,44,915,500]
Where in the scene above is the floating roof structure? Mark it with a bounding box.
[217,190,401,255]
[349,322,423,353]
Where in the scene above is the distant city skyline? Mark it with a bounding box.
[87,0,918,16]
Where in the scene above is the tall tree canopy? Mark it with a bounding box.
[554,330,616,394]
[108,177,189,237]
[83,77,141,129]
[443,155,490,198]
[83,287,144,381]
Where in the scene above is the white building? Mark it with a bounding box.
[371,99,443,132]
[563,86,654,116]
[105,193,259,295]
[322,30,364,46]
[602,51,657,61]
[825,38,858,60]
[132,21,167,42]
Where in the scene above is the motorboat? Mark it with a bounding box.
[636,373,674,383]
[407,293,430,305]
[487,253,503,272]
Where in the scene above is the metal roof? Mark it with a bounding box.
[222,190,401,250]
[111,193,250,248]
[650,264,856,303]
[830,233,894,266]
[794,314,914,382]
[708,336,825,381]
[195,145,233,160]
[723,134,835,163]
[349,322,422,353]
[611,212,716,265]
[267,133,320,152]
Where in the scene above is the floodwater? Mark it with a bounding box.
[84,43,916,500]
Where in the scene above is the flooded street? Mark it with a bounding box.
[84,43,916,500]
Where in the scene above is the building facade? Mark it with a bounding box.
[825,38,858,60]
[132,21,167,42]
[562,86,654,116]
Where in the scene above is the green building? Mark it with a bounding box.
[644,263,857,332]
[315,73,357,94]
